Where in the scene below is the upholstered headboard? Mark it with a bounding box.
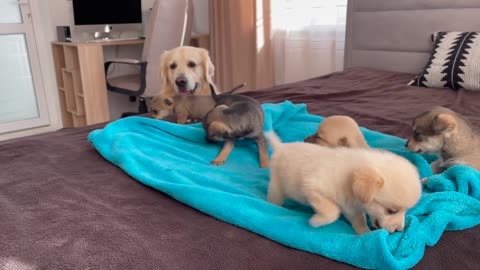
[344,0,480,74]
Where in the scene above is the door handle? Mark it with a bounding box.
[17,0,31,20]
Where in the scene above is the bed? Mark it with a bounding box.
[1,0,480,269]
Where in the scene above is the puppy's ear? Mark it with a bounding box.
[351,167,384,203]
[151,96,160,104]
[432,113,456,133]
[164,97,174,107]
[338,137,350,147]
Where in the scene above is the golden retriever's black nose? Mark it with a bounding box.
[175,76,188,88]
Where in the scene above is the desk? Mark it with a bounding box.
[51,34,209,127]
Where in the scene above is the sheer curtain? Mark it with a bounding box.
[271,0,347,85]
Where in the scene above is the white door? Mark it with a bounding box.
[0,0,49,134]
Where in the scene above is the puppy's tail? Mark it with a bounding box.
[226,82,247,94]
[209,83,219,102]
[210,82,246,97]
[264,131,282,150]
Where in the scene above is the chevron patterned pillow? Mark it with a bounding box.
[409,32,480,90]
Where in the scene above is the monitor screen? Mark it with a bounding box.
[72,0,142,25]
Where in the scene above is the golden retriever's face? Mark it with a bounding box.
[160,46,214,95]
[352,165,421,233]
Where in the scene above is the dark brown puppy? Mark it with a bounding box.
[203,84,269,168]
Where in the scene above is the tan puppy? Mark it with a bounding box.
[406,106,480,174]
[159,46,217,97]
[266,132,421,234]
[150,83,246,124]
[150,95,214,124]
[304,115,368,148]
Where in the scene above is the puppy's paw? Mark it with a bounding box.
[354,226,371,235]
[259,160,269,168]
[210,159,225,166]
[309,214,331,227]
[355,228,370,235]
[266,191,285,206]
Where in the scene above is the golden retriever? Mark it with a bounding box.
[159,46,217,98]
[265,132,422,234]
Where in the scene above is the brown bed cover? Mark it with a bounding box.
[1,67,479,269]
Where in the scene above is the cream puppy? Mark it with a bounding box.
[266,132,422,234]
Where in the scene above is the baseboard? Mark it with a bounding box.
[0,124,61,142]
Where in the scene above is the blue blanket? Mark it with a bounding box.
[88,101,480,270]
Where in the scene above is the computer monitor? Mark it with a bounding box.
[72,0,142,26]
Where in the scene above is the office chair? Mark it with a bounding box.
[104,0,194,118]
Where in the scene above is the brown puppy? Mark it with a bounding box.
[159,46,217,97]
[304,115,368,148]
[150,83,246,124]
[203,85,268,168]
[406,106,480,174]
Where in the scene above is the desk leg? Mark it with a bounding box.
[77,45,110,125]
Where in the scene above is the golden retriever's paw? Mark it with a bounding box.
[210,159,225,166]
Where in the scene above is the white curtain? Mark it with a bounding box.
[271,0,347,85]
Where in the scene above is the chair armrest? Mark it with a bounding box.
[104,60,148,97]
[104,58,145,74]
[104,58,147,76]
[105,58,142,65]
